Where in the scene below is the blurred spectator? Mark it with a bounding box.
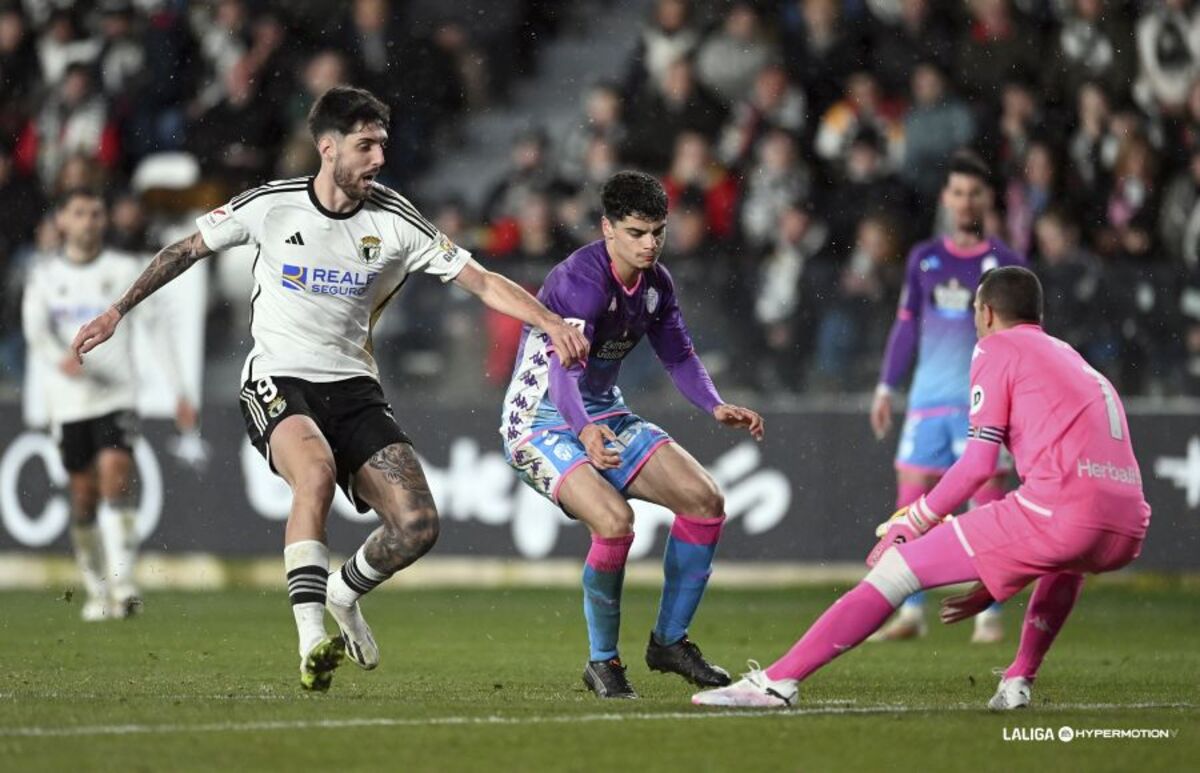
[900,61,976,206]
[1067,81,1120,210]
[623,0,702,99]
[1032,209,1102,352]
[869,0,957,96]
[695,1,777,105]
[740,129,811,249]
[749,198,835,391]
[814,71,905,166]
[1098,134,1159,259]
[15,62,120,187]
[717,63,806,170]
[823,125,917,250]
[186,58,283,191]
[956,0,1040,104]
[108,189,152,255]
[432,19,489,113]
[278,49,349,178]
[1157,145,1200,264]
[1181,263,1200,390]
[558,82,626,187]
[122,2,197,159]
[1005,141,1059,257]
[664,191,731,363]
[624,55,724,171]
[623,56,728,171]
[1134,0,1200,114]
[483,128,556,223]
[0,140,44,336]
[0,5,42,137]
[812,215,903,389]
[780,0,866,120]
[36,8,98,86]
[95,0,145,99]
[558,136,617,244]
[1049,0,1135,109]
[984,77,1042,180]
[663,131,740,242]
[192,0,250,117]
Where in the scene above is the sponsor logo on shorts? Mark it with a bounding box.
[1077,458,1142,486]
[282,264,378,297]
[552,444,574,461]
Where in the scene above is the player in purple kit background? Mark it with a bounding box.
[868,152,1026,642]
[500,171,764,699]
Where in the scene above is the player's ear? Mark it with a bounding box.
[600,216,613,240]
[317,133,337,164]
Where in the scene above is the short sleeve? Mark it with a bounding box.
[195,194,258,252]
[387,196,471,282]
[967,339,1013,435]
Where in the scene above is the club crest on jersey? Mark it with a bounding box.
[645,286,660,314]
[970,385,985,414]
[982,255,999,272]
[359,235,383,264]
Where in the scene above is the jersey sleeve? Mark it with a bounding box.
[967,339,1014,440]
[389,197,471,283]
[878,247,923,387]
[647,269,723,413]
[538,268,607,345]
[20,263,61,367]
[194,189,266,251]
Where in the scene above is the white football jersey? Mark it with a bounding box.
[196,177,471,383]
[22,249,179,425]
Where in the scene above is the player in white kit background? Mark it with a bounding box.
[23,188,197,621]
[71,86,589,691]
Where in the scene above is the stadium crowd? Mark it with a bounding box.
[2,0,1199,402]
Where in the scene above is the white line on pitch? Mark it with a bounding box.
[0,702,1193,738]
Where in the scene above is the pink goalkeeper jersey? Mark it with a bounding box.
[968,324,1150,538]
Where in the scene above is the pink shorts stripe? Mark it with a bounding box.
[550,458,590,503]
[621,437,672,488]
[670,514,725,545]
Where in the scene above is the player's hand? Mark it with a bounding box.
[70,306,122,363]
[870,387,893,440]
[713,403,764,441]
[58,354,84,377]
[940,582,995,625]
[544,317,589,368]
[865,499,942,567]
[579,423,621,470]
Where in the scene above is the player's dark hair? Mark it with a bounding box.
[945,149,992,188]
[307,86,390,141]
[56,187,102,210]
[601,170,668,222]
[978,266,1043,325]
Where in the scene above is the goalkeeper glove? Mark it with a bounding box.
[865,496,943,568]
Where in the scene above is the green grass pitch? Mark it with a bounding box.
[0,583,1195,771]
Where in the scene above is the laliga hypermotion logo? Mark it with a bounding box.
[281,264,308,291]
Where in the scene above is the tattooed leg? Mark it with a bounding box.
[352,443,440,574]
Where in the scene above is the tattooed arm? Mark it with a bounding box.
[70,231,214,362]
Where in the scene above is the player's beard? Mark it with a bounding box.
[333,160,372,201]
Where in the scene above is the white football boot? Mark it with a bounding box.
[970,606,1004,644]
[327,598,380,670]
[81,596,111,622]
[988,675,1033,711]
[692,661,798,708]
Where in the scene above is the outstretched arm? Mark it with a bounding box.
[452,259,588,366]
[70,231,214,361]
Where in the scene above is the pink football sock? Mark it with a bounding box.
[765,582,895,682]
[1004,572,1084,681]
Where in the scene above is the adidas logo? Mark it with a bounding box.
[285,232,305,245]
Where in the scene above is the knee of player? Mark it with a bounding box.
[863,547,922,606]
[293,462,337,506]
[688,478,725,518]
[594,504,635,539]
[390,504,440,555]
